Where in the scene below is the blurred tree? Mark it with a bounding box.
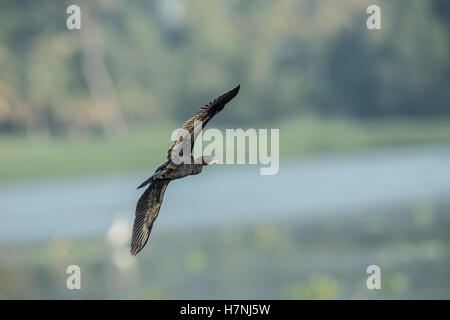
[0,0,449,134]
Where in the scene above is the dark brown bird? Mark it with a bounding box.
[130,85,240,256]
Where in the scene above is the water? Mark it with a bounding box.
[1,146,450,243]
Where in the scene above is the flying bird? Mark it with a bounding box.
[130,85,240,256]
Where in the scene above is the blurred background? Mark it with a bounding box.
[1,0,450,299]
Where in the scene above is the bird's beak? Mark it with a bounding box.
[201,155,218,165]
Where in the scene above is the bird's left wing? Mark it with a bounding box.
[131,179,170,256]
[167,85,240,163]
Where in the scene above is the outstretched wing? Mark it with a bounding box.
[167,85,240,162]
[131,179,170,256]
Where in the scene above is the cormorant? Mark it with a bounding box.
[130,85,240,256]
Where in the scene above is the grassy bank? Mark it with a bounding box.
[1,117,450,182]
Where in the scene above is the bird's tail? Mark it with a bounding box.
[137,178,152,189]
[137,174,157,189]
[137,163,168,189]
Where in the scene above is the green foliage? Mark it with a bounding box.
[0,0,449,135]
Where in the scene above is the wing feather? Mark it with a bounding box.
[130,180,170,256]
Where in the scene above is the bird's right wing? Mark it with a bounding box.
[131,179,170,256]
[167,85,240,163]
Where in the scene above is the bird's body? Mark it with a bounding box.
[130,85,240,256]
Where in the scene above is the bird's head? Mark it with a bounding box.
[199,155,218,166]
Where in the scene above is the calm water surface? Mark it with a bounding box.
[1,146,450,243]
